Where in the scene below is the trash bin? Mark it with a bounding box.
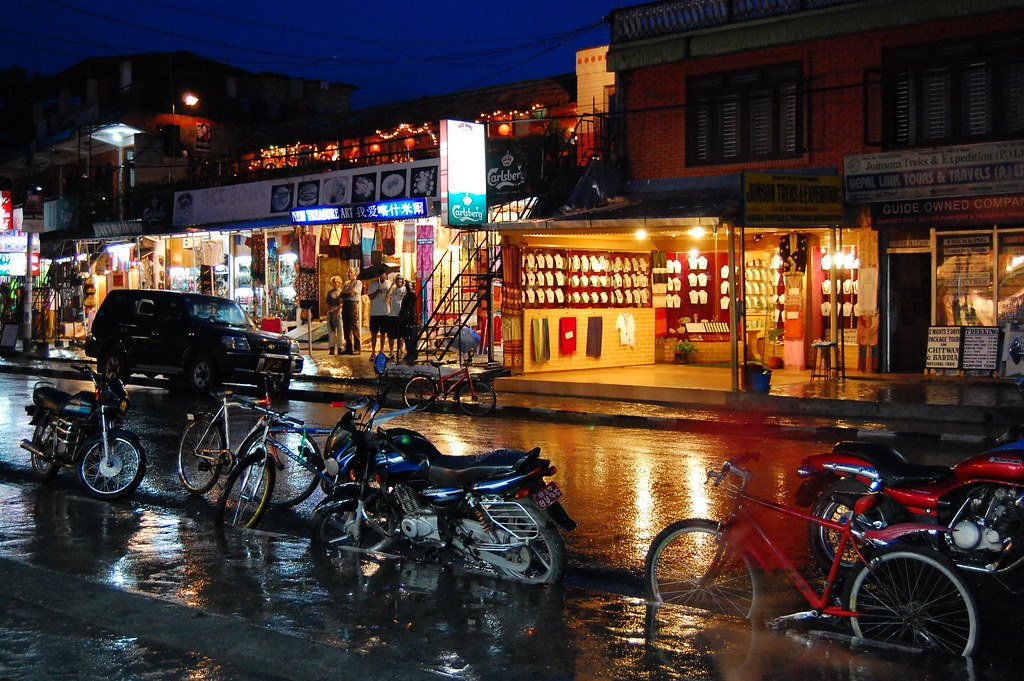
[744,361,771,393]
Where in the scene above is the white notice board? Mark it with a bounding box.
[925,326,961,369]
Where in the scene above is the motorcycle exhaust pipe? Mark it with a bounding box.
[20,439,45,458]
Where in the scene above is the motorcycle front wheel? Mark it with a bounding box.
[310,487,398,554]
[77,429,147,500]
[30,416,60,481]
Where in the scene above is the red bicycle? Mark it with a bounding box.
[644,454,980,657]
[402,356,497,416]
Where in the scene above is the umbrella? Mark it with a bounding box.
[357,263,399,280]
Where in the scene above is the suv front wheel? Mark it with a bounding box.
[185,353,219,393]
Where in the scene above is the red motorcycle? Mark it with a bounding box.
[796,435,1024,576]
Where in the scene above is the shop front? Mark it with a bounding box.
[497,172,871,385]
[847,140,1024,375]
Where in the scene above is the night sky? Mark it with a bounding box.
[2,0,620,108]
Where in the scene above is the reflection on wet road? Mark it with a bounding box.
[0,373,1019,679]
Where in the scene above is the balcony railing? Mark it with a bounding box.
[610,0,861,43]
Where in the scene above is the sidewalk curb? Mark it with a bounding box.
[0,361,1000,445]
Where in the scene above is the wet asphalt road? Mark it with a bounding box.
[0,373,1022,679]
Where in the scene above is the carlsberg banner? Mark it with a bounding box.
[440,120,486,227]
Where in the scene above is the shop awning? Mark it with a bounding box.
[495,187,742,234]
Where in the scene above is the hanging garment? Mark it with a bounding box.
[249,234,266,283]
[299,232,317,269]
[361,226,376,268]
[616,312,636,347]
[380,224,396,255]
[403,223,416,253]
[532,317,551,362]
[559,317,577,355]
[586,316,603,358]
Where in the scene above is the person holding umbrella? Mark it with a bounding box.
[361,263,396,359]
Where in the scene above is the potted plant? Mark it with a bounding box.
[675,339,697,364]
[764,328,784,370]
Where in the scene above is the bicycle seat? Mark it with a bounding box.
[427,447,540,487]
[429,361,446,368]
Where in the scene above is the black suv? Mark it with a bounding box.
[85,289,303,395]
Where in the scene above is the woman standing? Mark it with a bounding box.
[325,276,343,355]
[340,268,362,354]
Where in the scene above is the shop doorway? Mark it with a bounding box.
[887,251,931,373]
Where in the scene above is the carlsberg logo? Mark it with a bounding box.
[452,204,485,222]
[488,166,527,189]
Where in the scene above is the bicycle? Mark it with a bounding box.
[177,389,331,509]
[214,398,371,528]
[644,454,980,657]
[402,355,497,415]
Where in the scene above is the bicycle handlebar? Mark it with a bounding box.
[232,395,303,426]
[707,453,758,488]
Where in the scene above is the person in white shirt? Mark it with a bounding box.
[366,272,392,358]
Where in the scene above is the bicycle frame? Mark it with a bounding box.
[713,461,950,620]
[430,363,472,400]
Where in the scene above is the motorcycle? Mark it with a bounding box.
[796,434,1024,576]
[20,364,147,500]
[310,355,576,585]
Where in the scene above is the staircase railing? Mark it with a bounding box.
[411,230,502,364]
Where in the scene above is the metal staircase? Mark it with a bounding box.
[410,112,620,366]
[411,230,501,365]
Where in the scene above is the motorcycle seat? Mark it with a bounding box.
[832,440,950,485]
[832,441,907,467]
[875,460,952,486]
[428,447,540,487]
[33,385,70,412]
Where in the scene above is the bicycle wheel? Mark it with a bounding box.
[215,452,275,528]
[455,378,496,416]
[403,375,438,411]
[177,412,226,494]
[645,518,761,620]
[262,430,323,509]
[844,546,978,657]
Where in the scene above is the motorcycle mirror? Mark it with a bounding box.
[373,352,389,377]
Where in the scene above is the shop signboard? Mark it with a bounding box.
[961,326,999,371]
[845,140,1024,203]
[0,191,10,231]
[925,326,962,369]
[440,119,486,227]
[742,172,843,226]
[42,196,78,232]
[872,193,1024,228]
[486,141,539,201]
[171,159,438,227]
[289,199,428,225]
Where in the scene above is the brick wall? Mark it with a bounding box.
[622,10,1024,180]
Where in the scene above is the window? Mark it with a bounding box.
[687,63,802,166]
[885,34,1024,148]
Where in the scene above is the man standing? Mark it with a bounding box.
[366,271,391,358]
[340,268,362,354]
[387,275,408,359]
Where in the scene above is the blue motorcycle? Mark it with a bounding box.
[310,355,575,585]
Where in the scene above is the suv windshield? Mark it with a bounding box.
[184,295,253,329]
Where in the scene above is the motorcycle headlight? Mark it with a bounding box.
[223,336,251,351]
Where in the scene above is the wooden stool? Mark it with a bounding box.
[810,341,839,380]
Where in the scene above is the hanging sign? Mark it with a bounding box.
[440,120,486,227]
